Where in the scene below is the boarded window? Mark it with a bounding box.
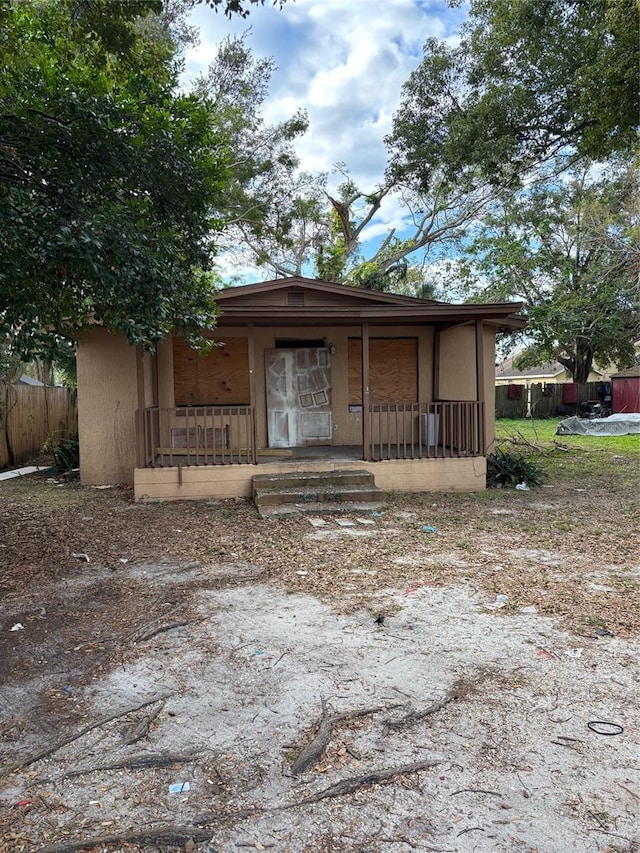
[348,338,418,404]
[173,337,250,405]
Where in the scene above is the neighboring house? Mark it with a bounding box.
[495,356,603,386]
[76,276,525,501]
[16,374,45,386]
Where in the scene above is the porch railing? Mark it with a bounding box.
[140,405,255,467]
[366,401,485,461]
[137,401,485,468]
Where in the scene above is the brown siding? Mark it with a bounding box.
[173,337,250,405]
[348,338,418,403]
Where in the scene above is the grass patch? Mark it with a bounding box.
[495,417,640,490]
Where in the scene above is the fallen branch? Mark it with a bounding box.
[47,751,197,780]
[616,782,640,801]
[551,739,581,751]
[450,788,501,797]
[331,703,402,724]
[383,679,472,733]
[287,759,440,807]
[134,620,190,642]
[0,693,171,781]
[122,700,165,745]
[290,700,403,775]
[38,826,214,853]
[291,697,332,776]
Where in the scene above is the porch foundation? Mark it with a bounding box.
[133,456,486,502]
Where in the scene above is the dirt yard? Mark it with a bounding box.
[0,441,639,853]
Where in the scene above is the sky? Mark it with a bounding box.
[182,0,469,276]
[184,0,467,189]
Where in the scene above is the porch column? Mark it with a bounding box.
[135,347,146,467]
[248,324,258,464]
[475,320,486,454]
[432,328,441,400]
[361,321,370,460]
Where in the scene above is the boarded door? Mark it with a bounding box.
[265,348,332,448]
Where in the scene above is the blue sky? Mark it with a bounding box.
[183,0,469,277]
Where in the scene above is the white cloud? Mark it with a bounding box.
[184,0,467,189]
[182,1,470,281]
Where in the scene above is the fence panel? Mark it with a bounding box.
[1,384,78,468]
[496,382,601,419]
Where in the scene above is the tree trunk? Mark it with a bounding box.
[0,382,13,468]
[573,341,594,384]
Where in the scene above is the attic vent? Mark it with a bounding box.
[287,290,305,306]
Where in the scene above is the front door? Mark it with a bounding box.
[265,348,332,448]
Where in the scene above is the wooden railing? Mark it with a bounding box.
[138,401,484,468]
[140,405,255,466]
[366,401,485,460]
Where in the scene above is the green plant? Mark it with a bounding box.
[50,435,80,474]
[486,447,543,488]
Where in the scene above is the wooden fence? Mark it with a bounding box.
[0,384,78,469]
[495,382,602,419]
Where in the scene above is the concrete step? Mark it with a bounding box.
[252,469,375,492]
[252,469,384,517]
[254,484,383,508]
[258,500,384,518]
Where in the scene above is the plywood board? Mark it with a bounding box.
[349,338,418,404]
[173,337,249,406]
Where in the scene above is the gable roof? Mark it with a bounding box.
[215,275,432,307]
[214,276,526,330]
[496,358,567,381]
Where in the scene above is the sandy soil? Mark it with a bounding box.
[0,472,639,853]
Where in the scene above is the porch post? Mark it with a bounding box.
[361,321,370,460]
[248,324,258,464]
[135,347,146,468]
[475,320,486,454]
[432,328,441,400]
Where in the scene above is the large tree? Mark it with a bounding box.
[0,0,227,358]
[0,1,292,359]
[454,156,640,382]
[387,0,639,189]
[191,33,309,279]
[230,0,639,291]
[223,160,500,292]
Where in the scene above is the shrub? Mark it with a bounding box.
[486,447,543,488]
[50,435,80,474]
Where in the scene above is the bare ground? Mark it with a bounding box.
[0,451,639,853]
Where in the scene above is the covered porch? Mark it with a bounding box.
[138,400,485,468]
[128,277,525,501]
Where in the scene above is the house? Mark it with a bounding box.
[495,356,603,386]
[76,276,525,501]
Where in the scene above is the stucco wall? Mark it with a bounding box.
[134,456,485,502]
[76,328,139,485]
[438,326,477,400]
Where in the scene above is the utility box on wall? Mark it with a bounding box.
[421,413,439,448]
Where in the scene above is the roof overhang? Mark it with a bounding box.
[214,277,525,331]
[215,304,526,330]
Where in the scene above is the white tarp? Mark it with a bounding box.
[556,413,640,436]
